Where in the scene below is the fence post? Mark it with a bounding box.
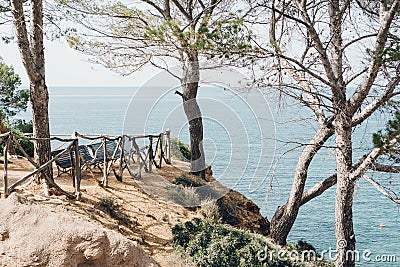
[132,138,141,179]
[148,136,153,173]
[102,137,108,187]
[165,129,171,164]
[158,134,163,168]
[73,139,81,200]
[3,134,10,197]
[118,136,125,179]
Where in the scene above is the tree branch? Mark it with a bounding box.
[10,0,36,81]
[294,0,340,95]
[141,0,165,17]
[363,175,400,204]
[352,74,400,126]
[372,163,400,173]
[300,173,337,205]
[343,33,378,50]
[347,0,400,115]
[300,133,400,206]
[269,2,327,125]
[171,0,192,21]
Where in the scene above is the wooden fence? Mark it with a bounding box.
[0,130,171,200]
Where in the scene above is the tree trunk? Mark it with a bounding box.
[270,126,333,245]
[31,81,53,182]
[182,53,206,180]
[11,0,53,183]
[335,111,355,267]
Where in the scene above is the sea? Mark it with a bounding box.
[17,86,400,266]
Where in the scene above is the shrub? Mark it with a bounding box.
[15,138,34,157]
[172,218,293,267]
[173,174,204,187]
[170,137,191,162]
[96,197,131,226]
[0,121,34,157]
[198,199,220,223]
[168,185,201,207]
[12,119,33,133]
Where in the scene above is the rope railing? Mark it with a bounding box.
[0,129,172,200]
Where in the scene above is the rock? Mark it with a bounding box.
[216,190,270,236]
[0,193,159,267]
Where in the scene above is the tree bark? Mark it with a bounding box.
[11,0,53,183]
[182,53,206,180]
[31,82,52,182]
[270,125,333,245]
[334,110,355,267]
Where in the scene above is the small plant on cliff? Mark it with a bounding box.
[173,174,204,187]
[96,197,131,226]
[168,185,201,207]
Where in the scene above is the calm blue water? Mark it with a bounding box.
[18,87,399,265]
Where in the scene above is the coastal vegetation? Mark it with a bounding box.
[172,218,333,267]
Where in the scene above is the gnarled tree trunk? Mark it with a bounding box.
[270,125,333,245]
[182,53,206,180]
[11,0,53,183]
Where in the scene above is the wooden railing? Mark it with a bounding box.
[0,130,171,200]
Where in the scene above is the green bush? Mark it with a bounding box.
[0,121,34,157]
[15,138,34,157]
[12,119,33,133]
[170,137,191,162]
[96,197,131,226]
[172,218,293,267]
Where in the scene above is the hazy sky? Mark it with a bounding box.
[0,39,157,88]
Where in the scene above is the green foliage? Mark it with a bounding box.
[0,58,28,118]
[196,17,253,55]
[15,138,34,157]
[172,218,293,267]
[384,33,400,62]
[12,119,33,133]
[373,111,400,149]
[295,240,316,252]
[173,174,204,187]
[0,122,34,157]
[96,197,131,226]
[170,137,191,162]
